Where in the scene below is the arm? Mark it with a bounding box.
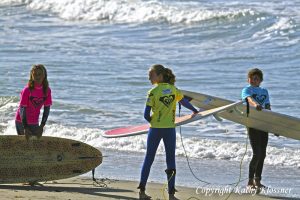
[246,97,271,111]
[265,89,271,110]
[41,106,50,127]
[20,106,32,138]
[246,96,262,110]
[42,88,52,127]
[36,106,50,138]
[179,98,198,113]
[242,87,264,111]
[19,106,28,128]
[144,105,151,123]
[19,88,30,128]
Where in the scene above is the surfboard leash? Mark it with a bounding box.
[223,99,250,200]
[177,103,211,200]
[178,102,211,186]
[178,100,250,200]
[91,169,109,187]
[161,171,176,200]
[178,102,242,186]
[158,103,208,200]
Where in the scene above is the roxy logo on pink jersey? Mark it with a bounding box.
[30,96,47,108]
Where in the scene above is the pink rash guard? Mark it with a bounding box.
[15,84,52,125]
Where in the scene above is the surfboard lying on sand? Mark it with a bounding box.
[182,90,300,141]
[102,101,243,138]
[0,136,102,184]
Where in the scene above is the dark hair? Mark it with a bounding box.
[248,68,263,81]
[149,64,176,85]
[28,64,49,95]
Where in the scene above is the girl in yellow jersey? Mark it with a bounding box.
[138,64,198,200]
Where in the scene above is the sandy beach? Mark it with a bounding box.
[0,177,295,200]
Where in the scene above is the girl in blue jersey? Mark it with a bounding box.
[138,64,198,200]
[241,68,271,190]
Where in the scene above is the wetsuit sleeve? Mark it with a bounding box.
[179,98,198,113]
[20,106,28,128]
[144,105,151,123]
[41,106,50,126]
[145,90,153,122]
[264,89,271,110]
[265,89,270,105]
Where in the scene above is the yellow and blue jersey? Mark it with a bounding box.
[146,83,183,128]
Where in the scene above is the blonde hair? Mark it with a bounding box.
[28,64,49,95]
[149,64,176,85]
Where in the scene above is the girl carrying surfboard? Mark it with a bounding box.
[138,64,198,200]
[242,68,271,190]
[15,64,52,140]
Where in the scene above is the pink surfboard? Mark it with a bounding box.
[102,101,242,138]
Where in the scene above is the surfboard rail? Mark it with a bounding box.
[0,136,102,184]
[102,101,243,138]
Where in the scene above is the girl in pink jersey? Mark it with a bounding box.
[15,64,52,140]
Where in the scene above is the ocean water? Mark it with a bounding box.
[0,0,299,198]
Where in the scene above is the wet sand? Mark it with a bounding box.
[0,177,294,200]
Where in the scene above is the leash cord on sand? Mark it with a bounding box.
[91,169,109,188]
[223,129,249,200]
[178,101,250,200]
[177,104,211,185]
[223,99,250,200]
[178,124,211,185]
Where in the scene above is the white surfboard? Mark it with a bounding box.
[182,90,300,141]
[102,101,243,138]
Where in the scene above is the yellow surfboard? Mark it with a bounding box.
[0,136,102,184]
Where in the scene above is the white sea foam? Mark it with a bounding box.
[1,121,298,168]
[253,17,296,40]
[43,125,300,168]
[1,0,256,24]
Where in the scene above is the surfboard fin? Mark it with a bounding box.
[213,114,223,122]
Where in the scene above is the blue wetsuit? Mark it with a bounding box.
[139,96,197,194]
